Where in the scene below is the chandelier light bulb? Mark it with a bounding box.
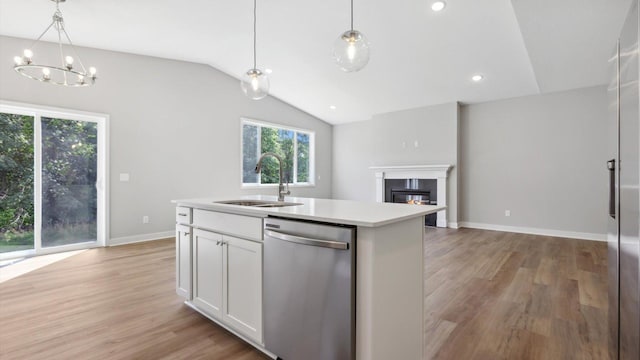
[23,49,33,59]
[14,56,23,65]
[65,56,74,65]
[89,67,97,76]
[347,42,356,61]
[333,30,370,72]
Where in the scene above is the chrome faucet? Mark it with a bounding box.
[255,152,290,201]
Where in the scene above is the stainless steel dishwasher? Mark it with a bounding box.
[263,217,356,360]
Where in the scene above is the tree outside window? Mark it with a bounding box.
[242,119,314,186]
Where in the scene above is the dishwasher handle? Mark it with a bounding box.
[264,229,349,250]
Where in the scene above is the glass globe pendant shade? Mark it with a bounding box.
[332,30,370,72]
[240,69,269,100]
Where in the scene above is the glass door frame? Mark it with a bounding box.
[0,100,109,260]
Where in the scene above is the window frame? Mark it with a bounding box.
[240,118,315,188]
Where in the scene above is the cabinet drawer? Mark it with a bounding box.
[193,210,262,241]
[176,206,192,224]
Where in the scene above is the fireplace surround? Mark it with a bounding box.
[371,165,452,227]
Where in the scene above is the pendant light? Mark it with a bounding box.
[332,0,370,72]
[241,0,269,100]
[13,0,97,87]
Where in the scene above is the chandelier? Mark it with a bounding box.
[13,0,97,87]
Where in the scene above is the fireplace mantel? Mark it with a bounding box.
[370,165,452,227]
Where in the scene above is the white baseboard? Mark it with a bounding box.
[457,222,606,242]
[108,230,174,246]
[448,222,459,229]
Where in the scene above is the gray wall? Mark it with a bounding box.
[459,85,608,236]
[332,86,608,238]
[0,35,332,242]
[332,102,459,224]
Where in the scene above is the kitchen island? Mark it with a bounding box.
[172,195,444,360]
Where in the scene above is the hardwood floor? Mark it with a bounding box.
[424,227,609,360]
[0,228,608,359]
[0,240,270,360]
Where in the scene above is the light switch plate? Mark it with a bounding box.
[119,173,130,182]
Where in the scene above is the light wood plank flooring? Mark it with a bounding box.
[0,228,608,359]
[424,228,608,359]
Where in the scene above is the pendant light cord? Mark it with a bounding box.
[350,0,354,31]
[253,0,257,69]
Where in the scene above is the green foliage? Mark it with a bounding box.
[0,113,35,244]
[242,124,259,183]
[297,133,309,183]
[242,122,311,185]
[0,113,98,251]
[41,117,97,230]
[260,127,294,184]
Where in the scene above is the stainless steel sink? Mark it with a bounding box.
[214,200,303,208]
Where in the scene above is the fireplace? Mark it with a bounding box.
[371,164,452,228]
[385,179,438,226]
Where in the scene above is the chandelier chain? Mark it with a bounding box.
[62,25,88,73]
[57,19,67,83]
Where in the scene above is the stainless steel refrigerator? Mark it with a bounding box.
[608,0,640,358]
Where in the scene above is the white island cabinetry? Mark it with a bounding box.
[175,206,192,299]
[173,195,446,360]
[182,208,264,345]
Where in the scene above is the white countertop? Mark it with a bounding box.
[172,195,445,227]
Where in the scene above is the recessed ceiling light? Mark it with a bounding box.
[471,74,484,82]
[265,68,273,74]
[431,1,446,12]
[329,105,337,110]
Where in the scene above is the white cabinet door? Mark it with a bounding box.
[192,229,224,320]
[175,225,192,299]
[222,235,263,344]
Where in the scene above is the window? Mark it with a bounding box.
[242,118,314,186]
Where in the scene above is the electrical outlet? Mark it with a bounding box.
[505,210,511,217]
[143,216,149,224]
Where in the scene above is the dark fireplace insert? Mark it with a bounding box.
[385,179,437,227]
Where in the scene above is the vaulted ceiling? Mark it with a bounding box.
[0,0,632,124]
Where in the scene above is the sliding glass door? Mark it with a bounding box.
[0,102,107,259]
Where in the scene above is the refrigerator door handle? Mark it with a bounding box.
[608,159,616,219]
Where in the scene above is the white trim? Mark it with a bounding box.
[458,222,606,242]
[371,164,452,228]
[448,222,459,229]
[108,231,175,247]
[240,183,315,189]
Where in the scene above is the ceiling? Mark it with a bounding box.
[0,0,632,124]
